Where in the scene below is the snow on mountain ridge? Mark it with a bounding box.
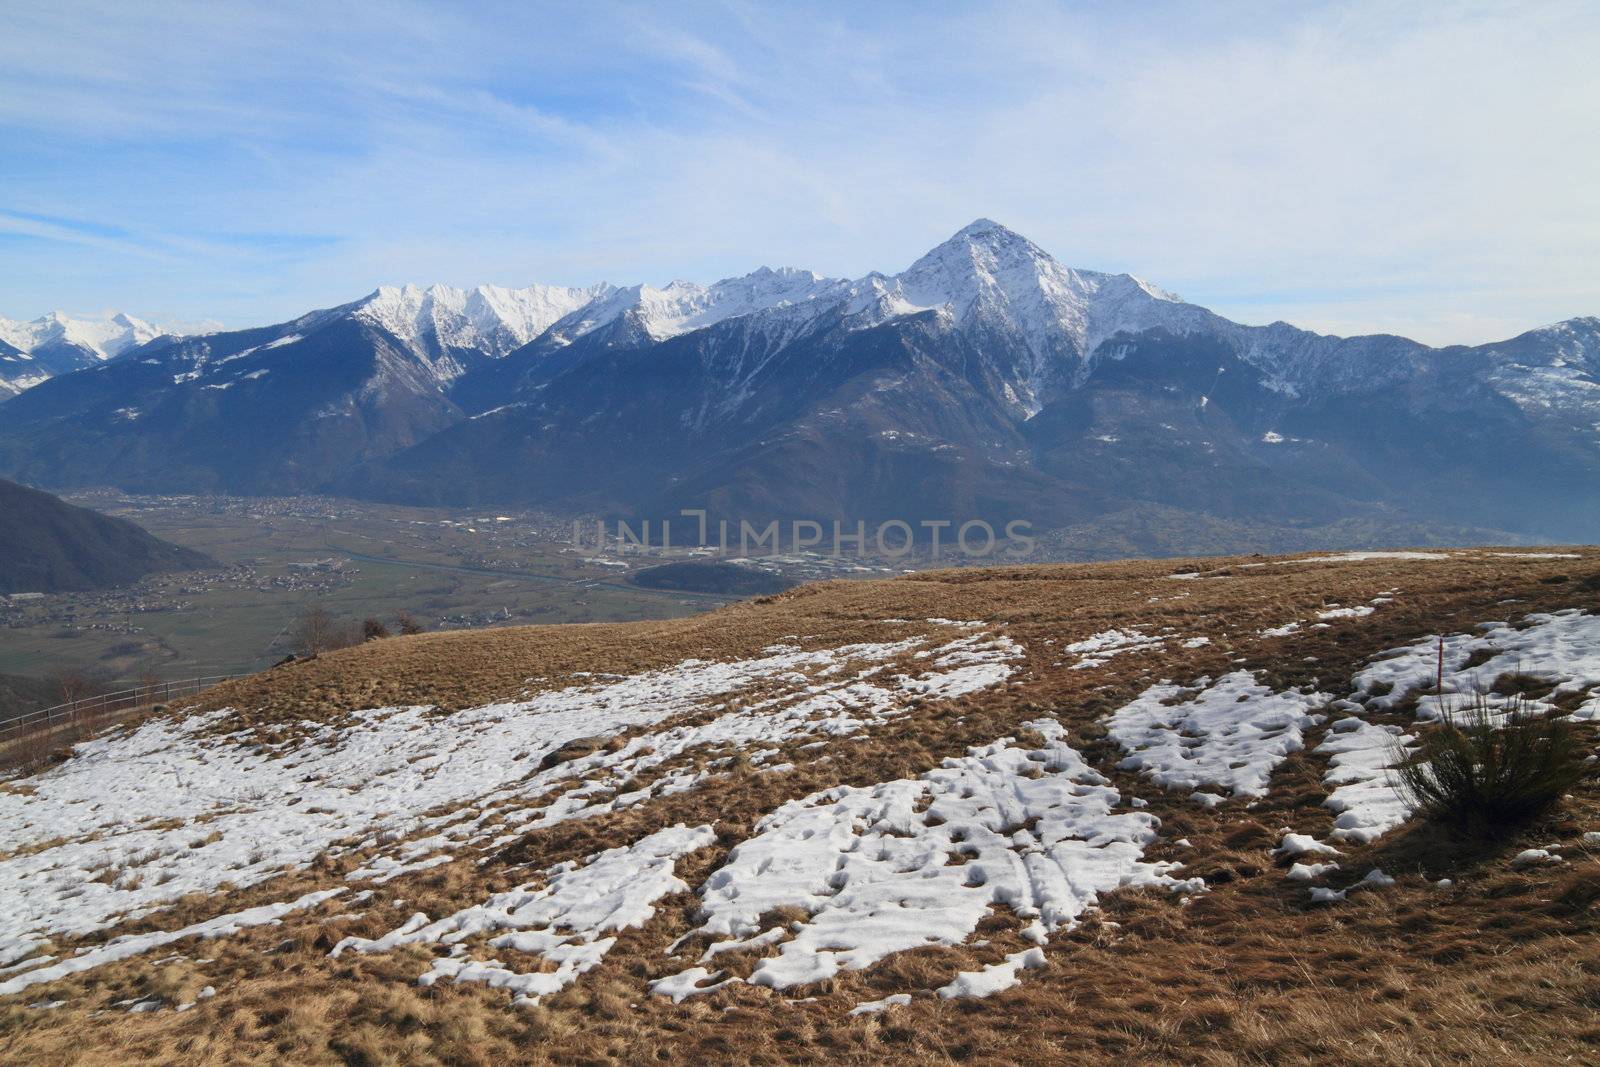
[15,223,1598,424]
[152,220,1347,418]
[353,268,851,360]
[885,219,1196,353]
[832,218,1210,413]
[534,266,851,346]
[355,283,616,359]
[0,310,173,360]
[1517,316,1600,367]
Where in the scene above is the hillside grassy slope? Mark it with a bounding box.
[2,547,1599,1065]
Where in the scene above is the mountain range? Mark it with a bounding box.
[1,220,1596,547]
[0,311,185,399]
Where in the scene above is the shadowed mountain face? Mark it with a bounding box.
[2,221,1597,545]
[0,479,212,594]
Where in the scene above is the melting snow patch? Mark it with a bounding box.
[654,721,1197,999]
[0,632,1018,966]
[650,966,732,1003]
[849,992,912,1015]
[936,946,1046,999]
[174,985,216,1012]
[1510,848,1562,870]
[1274,833,1339,859]
[897,662,1015,697]
[0,888,344,997]
[1285,551,1451,563]
[1107,672,1328,799]
[1065,628,1164,669]
[347,854,453,884]
[1317,717,1417,844]
[333,825,714,1006]
[1353,609,1600,721]
[1285,862,1339,882]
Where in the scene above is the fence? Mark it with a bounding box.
[0,675,236,744]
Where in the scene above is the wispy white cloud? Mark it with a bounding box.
[1,0,1596,345]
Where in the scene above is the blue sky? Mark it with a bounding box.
[3,0,1597,345]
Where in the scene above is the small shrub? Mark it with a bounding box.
[48,667,112,705]
[1396,694,1591,836]
[289,605,359,655]
[362,618,391,642]
[394,611,425,636]
[0,719,90,776]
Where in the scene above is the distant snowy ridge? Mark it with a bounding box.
[12,221,1597,414]
[347,220,1205,377]
[547,266,850,344]
[354,283,616,359]
[0,310,175,361]
[0,310,208,399]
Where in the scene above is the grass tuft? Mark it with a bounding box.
[1396,693,1592,836]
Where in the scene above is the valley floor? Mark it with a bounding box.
[2,547,1599,1064]
[0,493,718,687]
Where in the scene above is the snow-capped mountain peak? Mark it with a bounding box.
[832,220,1205,414]
[354,282,615,359]
[541,266,849,345]
[0,310,170,360]
[890,218,1188,334]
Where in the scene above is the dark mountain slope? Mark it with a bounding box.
[0,479,212,594]
[0,316,464,495]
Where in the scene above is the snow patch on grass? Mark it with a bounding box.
[1317,605,1375,620]
[1107,672,1328,799]
[1064,628,1164,669]
[1286,551,1451,563]
[1274,833,1339,858]
[849,991,912,1014]
[1353,609,1600,721]
[1317,717,1417,844]
[655,721,1197,998]
[937,946,1046,999]
[0,631,1020,968]
[334,825,714,1006]
[0,888,344,996]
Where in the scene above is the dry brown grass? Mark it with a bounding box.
[176,546,1592,732]
[3,546,1599,1065]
